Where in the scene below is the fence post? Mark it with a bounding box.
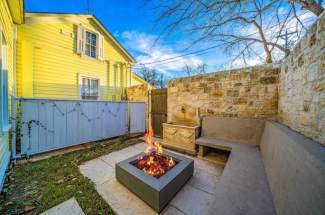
[11,96,17,164]
[127,102,131,135]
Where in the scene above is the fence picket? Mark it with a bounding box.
[16,98,145,156]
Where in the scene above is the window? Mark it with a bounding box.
[85,31,97,59]
[0,32,9,133]
[77,26,104,60]
[81,77,99,100]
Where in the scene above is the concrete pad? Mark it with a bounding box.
[170,185,214,215]
[162,206,186,215]
[194,158,223,176]
[188,168,219,194]
[133,142,147,151]
[40,197,84,215]
[99,151,127,168]
[79,158,115,186]
[79,145,224,215]
[97,178,156,215]
[119,145,143,157]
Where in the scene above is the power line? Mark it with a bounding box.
[133,18,315,68]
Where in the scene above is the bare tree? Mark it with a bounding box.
[136,66,160,87]
[150,0,323,64]
[136,66,171,88]
[183,63,208,76]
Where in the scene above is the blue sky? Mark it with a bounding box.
[25,0,229,76]
[25,0,317,77]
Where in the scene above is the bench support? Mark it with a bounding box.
[198,145,209,157]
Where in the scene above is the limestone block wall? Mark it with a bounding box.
[168,64,280,125]
[279,12,325,146]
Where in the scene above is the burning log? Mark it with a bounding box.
[135,126,176,178]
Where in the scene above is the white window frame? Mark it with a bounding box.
[84,30,98,59]
[77,25,104,60]
[0,28,9,134]
[78,74,101,100]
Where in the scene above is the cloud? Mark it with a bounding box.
[120,31,204,75]
[230,9,316,68]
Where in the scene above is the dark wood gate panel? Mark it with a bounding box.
[150,88,167,137]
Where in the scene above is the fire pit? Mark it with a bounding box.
[115,127,194,212]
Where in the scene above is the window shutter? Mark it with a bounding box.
[77,25,85,55]
[98,34,104,60]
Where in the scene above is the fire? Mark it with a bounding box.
[136,126,176,178]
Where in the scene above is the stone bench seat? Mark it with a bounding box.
[196,137,242,154]
[196,117,276,215]
[195,116,325,215]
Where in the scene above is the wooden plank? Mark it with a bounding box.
[38,101,54,153]
[20,101,39,155]
[53,101,67,150]
[78,101,92,144]
[130,103,146,133]
[17,99,145,155]
[66,101,79,146]
[151,88,167,137]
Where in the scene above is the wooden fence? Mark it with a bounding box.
[12,98,146,157]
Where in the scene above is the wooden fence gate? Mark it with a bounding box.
[150,88,167,137]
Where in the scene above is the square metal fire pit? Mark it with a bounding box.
[115,151,194,212]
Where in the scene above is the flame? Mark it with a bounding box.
[136,124,176,178]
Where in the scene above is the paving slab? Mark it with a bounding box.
[79,158,115,186]
[97,178,156,215]
[99,151,127,168]
[162,205,186,215]
[170,185,214,215]
[188,168,220,194]
[79,143,223,215]
[118,145,144,157]
[40,197,84,215]
[194,158,224,176]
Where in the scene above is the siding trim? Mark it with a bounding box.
[0,148,10,191]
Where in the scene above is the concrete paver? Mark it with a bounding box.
[79,143,223,215]
[40,198,84,215]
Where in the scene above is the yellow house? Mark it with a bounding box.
[16,12,144,101]
[0,0,24,190]
[132,72,147,86]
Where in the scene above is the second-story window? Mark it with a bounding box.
[85,31,97,59]
[77,25,104,60]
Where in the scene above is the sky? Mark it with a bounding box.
[24,0,318,77]
[24,0,231,77]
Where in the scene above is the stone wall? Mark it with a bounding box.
[127,83,151,103]
[168,64,280,125]
[279,12,325,146]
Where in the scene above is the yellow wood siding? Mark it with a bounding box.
[16,14,140,101]
[131,73,147,86]
[0,0,18,188]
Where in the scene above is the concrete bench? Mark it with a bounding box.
[196,116,325,215]
[196,117,276,215]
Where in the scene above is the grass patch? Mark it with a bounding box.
[0,136,143,215]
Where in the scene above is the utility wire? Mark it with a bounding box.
[132,18,315,68]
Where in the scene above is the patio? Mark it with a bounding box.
[79,142,223,215]
[79,137,275,215]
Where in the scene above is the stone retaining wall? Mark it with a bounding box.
[168,64,280,125]
[279,12,325,146]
